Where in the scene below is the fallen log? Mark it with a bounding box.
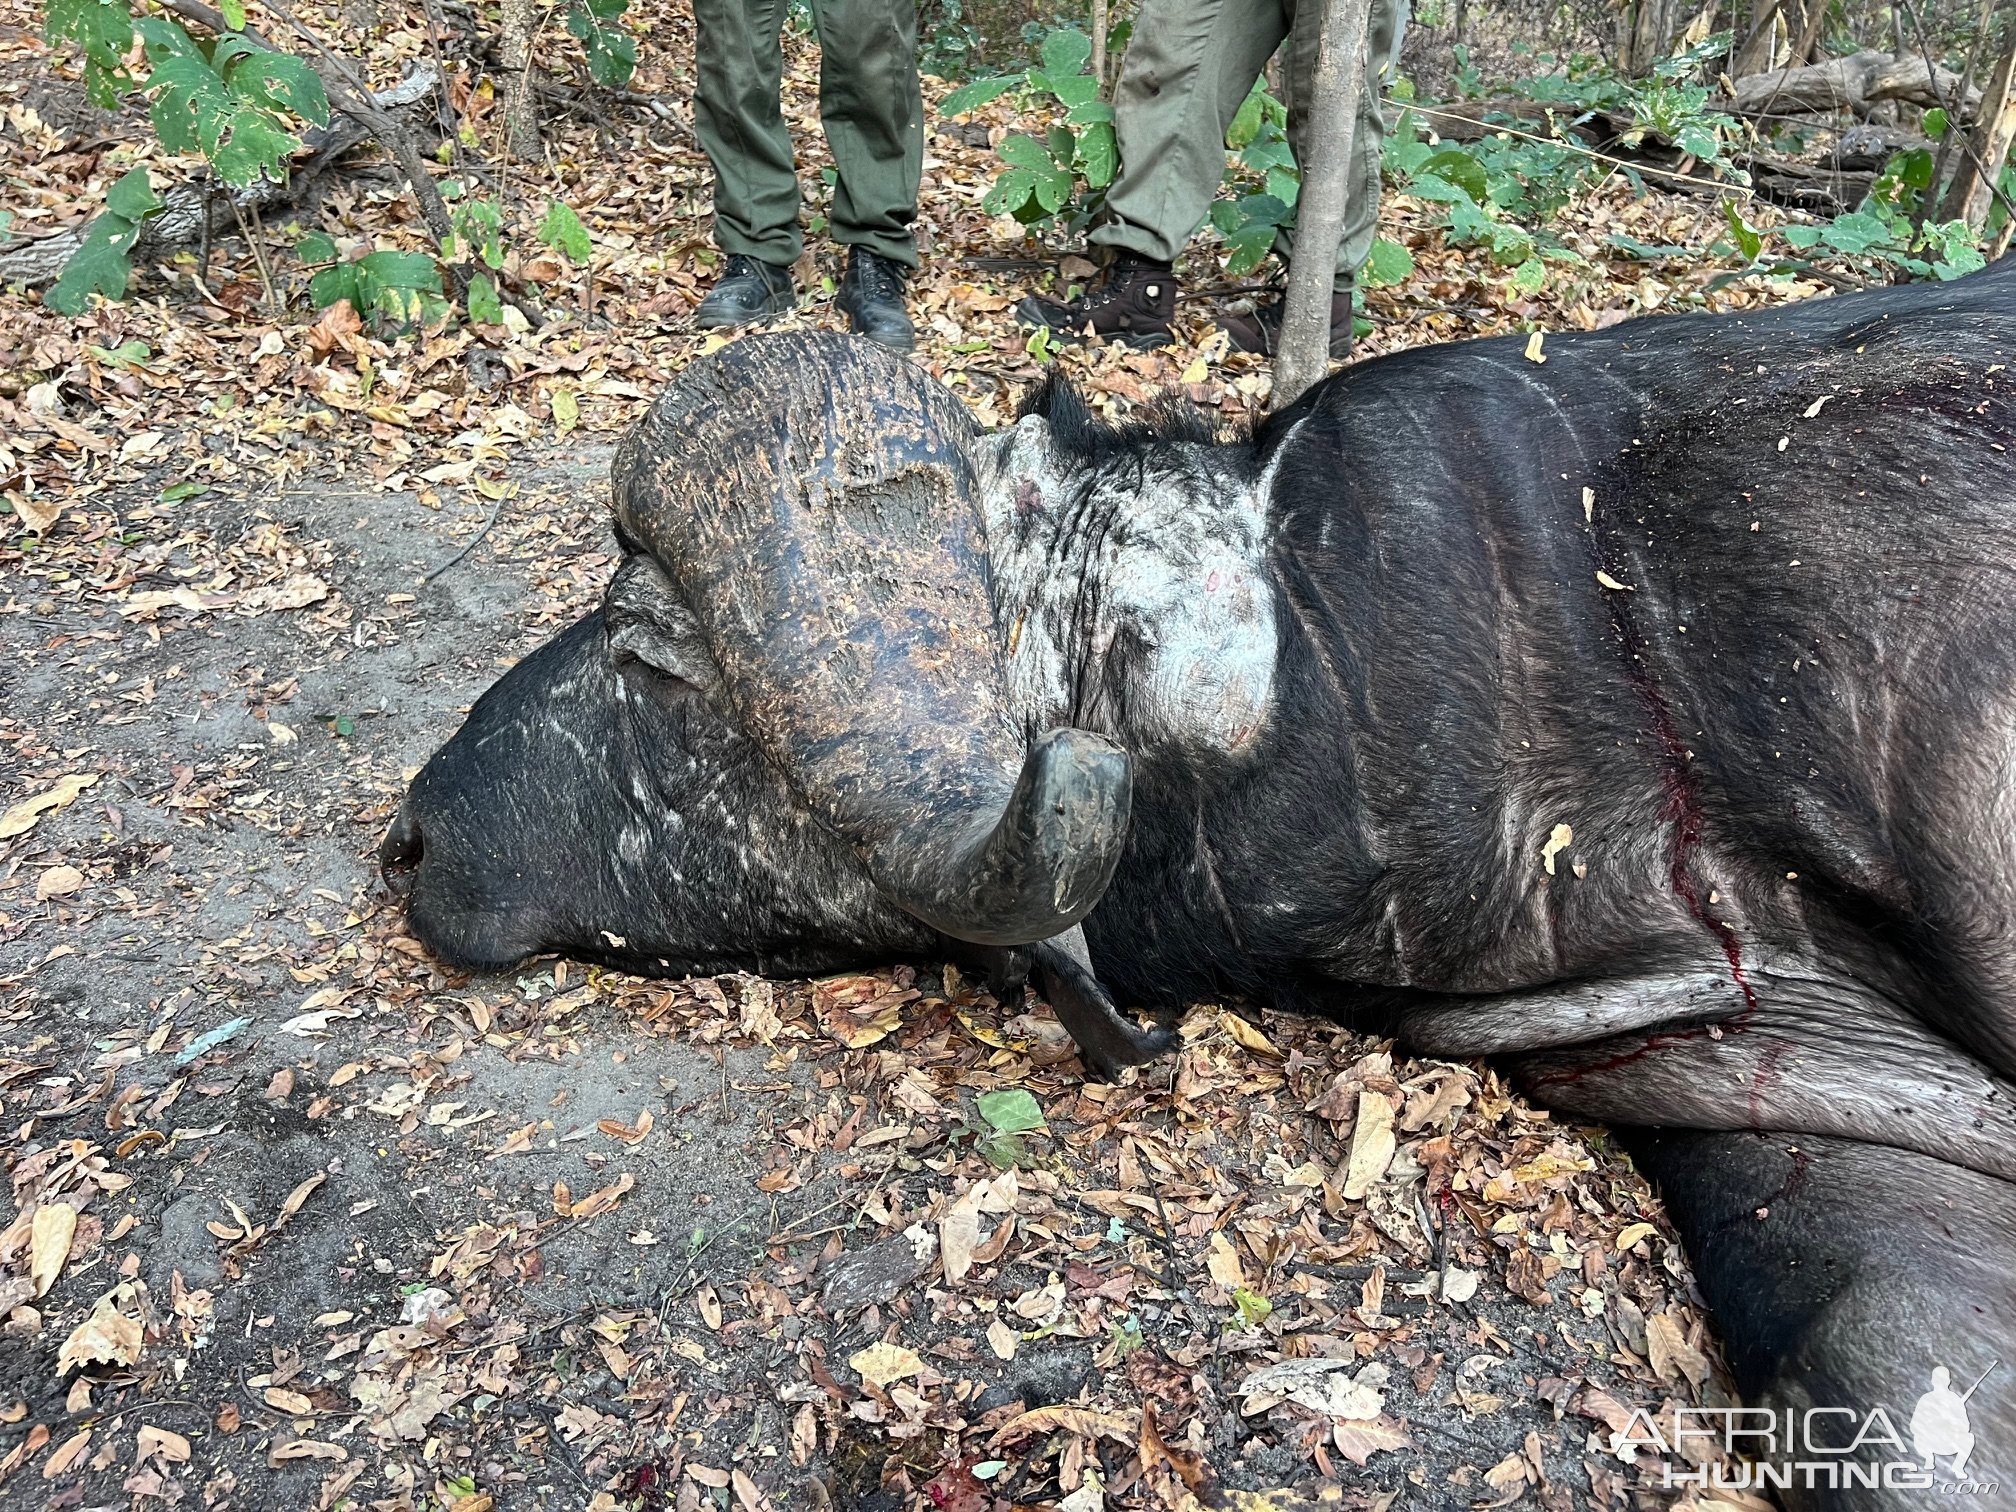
[1415,97,1884,215]
[1730,50,1981,120]
[0,68,440,290]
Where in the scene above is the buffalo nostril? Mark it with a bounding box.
[379,800,423,873]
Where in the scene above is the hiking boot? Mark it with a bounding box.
[1015,254,1176,349]
[1219,286,1356,359]
[695,254,796,329]
[835,247,916,352]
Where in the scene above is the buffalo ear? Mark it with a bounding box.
[604,551,722,695]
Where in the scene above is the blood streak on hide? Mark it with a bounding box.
[1529,545,1761,1103]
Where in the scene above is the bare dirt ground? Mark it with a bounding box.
[0,431,1764,1512]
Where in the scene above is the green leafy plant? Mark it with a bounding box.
[1780,204,1986,281]
[40,1,330,312]
[298,233,448,330]
[539,199,593,263]
[1227,1286,1273,1331]
[1210,82,1297,273]
[1628,33,1741,174]
[940,27,1115,231]
[135,18,330,185]
[44,0,138,105]
[970,1086,1047,1168]
[47,168,164,314]
[442,183,507,323]
[917,0,982,80]
[1388,125,1549,276]
[566,0,637,89]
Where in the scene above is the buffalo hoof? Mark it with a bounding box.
[1028,933,1181,1081]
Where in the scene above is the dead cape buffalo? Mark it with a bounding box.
[387,260,2016,1507]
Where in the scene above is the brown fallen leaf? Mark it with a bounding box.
[812,974,915,1049]
[986,1318,1019,1361]
[1219,1011,1280,1057]
[28,1205,76,1298]
[35,866,83,901]
[0,775,98,840]
[134,1425,190,1466]
[596,1109,654,1144]
[939,1182,987,1286]
[848,1340,925,1388]
[566,1173,635,1220]
[264,1387,313,1414]
[280,1173,326,1220]
[11,495,60,534]
[1399,1069,1473,1133]
[1646,1308,1711,1386]
[1330,1413,1412,1466]
[56,1294,144,1375]
[1204,1230,1245,1289]
[0,1424,50,1479]
[1341,1090,1397,1198]
[991,1404,1136,1448]
[267,1438,347,1465]
[41,1427,90,1479]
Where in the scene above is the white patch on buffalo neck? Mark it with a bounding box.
[976,419,1278,760]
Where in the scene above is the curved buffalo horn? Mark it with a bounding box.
[612,333,1128,944]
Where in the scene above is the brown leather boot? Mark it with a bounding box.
[1219,287,1356,360]
[1015,254,1177,349]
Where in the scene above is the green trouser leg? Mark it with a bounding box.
[1274,0,1409,282]
[809,0,924,267]
[1091,0,1408,289]
[1093,0,1288,269]
[692,0,922,269]
[693,0,802,267]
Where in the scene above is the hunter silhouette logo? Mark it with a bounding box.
[1912,1364,1996,1477]
[1611,1361,2000,1494]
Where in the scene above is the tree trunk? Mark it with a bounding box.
[1941,14,2016,228]
[1788,0,1829,67]
[1274,0,1372,408]
[1620,0,1681,75]
[501,0,543,162]
[1090,0,1108,88]
[1732,0,1788,76]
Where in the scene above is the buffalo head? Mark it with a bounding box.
[385,335,1156,1065]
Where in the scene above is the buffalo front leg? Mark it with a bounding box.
[1625,1130,2016,1511]
[942,928,1181,1080]
[1028,927,1181,1081]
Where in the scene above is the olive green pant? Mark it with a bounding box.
[692,0,923,268]
[1093,0,1408,287]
